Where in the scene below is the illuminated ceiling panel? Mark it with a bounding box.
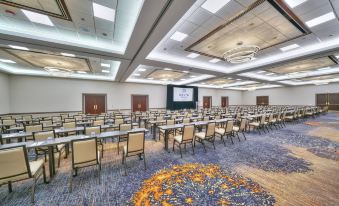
[186,0,309,60]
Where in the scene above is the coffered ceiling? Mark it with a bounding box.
[0,0,338,90]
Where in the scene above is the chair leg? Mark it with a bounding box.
[221,135,226,146]
[212,139,216,150]
[117,141,120,155]
[236,133,241,141]
[143,154,147,170]
[42,165,47,183]
[58,152,61,168]
[172,140,175,152]
[179,144,183,158]
[229,134,234,144]
[201,141,207,152]
[31,177,36,203]
[8,181,12,193]
[242,132,246,140]
[191,142,195,155]
[98,165,101,184]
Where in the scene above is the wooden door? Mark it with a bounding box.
[328,93,339,110]
[221,96,229,107]
[316,94,328,108]
[203,96,212,108]
[132,95,148,112]
[83,94,106,114]
[256,96,269,106]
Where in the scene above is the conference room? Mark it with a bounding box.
[0,0,338,205]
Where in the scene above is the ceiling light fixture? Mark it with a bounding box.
[280,44,300,51]
[317,67,331,71]
[93,3,115,22]
[133,73,141,76]
[0,59,15,63]
[257,70,266,74]
[138,68,146,72]
[102,70,110,73]
[183,71,189,73]
[187,53,200,58]
[223,45,259,63]
[201,0,231,13]
[190,75,197,78]
[147,77,154,80]
[164,68,172,71]
[101,63,110,67]
[9,45,29,51]
[170,31,188,42]
[305,12,335,28]
[77,71,87,74]
[209,58,221,63]
[44,67,73,76]
[284,0,307,8]
[22,9,54,26]
[61,53,75,57]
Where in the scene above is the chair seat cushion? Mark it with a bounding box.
[174,135,182,143]
[215,128,225,135]
[233,126,239,132]
[29,159,44,176]
[271,119,276,123]
[195,132,206,139]
[249,122,259,126]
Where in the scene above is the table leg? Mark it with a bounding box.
[165,130,170,153]
[153,123,156,140]
[48,146,55,178]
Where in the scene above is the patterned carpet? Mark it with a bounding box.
[0,112,338,205]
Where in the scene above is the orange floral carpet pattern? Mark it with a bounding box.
[130,163,274,206]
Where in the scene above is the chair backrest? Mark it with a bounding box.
[0,145,31,183]
[74,115,82,121]
[156,116,163,121]
[93,120,104,126]
[225,121,233,133]
[96,116,105,121]
[40,120,52,127]
[2,119,16,126]
[206,122,216,136]
[240,118,246,130]
[126,131,145,155]
[64,118,75,123]
[119,123,132,131]
[260,114,266,124]
[25,124,43,133]
[115,118,124,125]
[63,121,76,129]
[71,137,98,168]
[187,113,192,118]
[203,116,209,121]
[52,116,62,122]
[22,115,32,122]
[60,114,69,120]
[33,130,55,141]
[183,118,190,123]
[182,125,195,141]
[268,114,273,122]
[85,126,101,136]
[166,119,175,125]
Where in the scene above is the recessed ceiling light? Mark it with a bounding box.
[0,59,15,63]
[161,78,168,81]
[280,44,300,51]
[61,53,75,57]
[183,71,189,73]
[187,53,200,58]
[306,12,335,28]
[77,71,87,74]
[335,55,339,59]
[190,75,197,78]
[93,3,115,22]
[170,31,188,42]
[201,0,231,13]
[227,77,232,80]
[147,77,154,80]
[133,73,141,76]
[102,70,110,73]
[101,63,110,67]
[266,73,275,76]
[257,70,266,74]
[138,68,146,72]
[164,68,172,71]
[209,58,221,63]
[48,68,59,72]
[236,79,242,80]
[180,79,186,81]
[22,9,54,26]
[9,45,29,50]
[289,72,299,75]
[201,82,206,84]
[284,0,307,8]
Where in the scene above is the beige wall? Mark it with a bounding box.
[0,72,10,114]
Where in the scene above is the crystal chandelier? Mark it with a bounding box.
[223,45,259,64]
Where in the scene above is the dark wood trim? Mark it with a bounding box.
[131,94,149,112]
[0,0,72,21]
[185,0,310,60]
[82,93,107,114]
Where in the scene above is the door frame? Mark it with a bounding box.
[82,93,107,114]
[131,94,149,112]
[221,96,229,107]
[203,96,212,109]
